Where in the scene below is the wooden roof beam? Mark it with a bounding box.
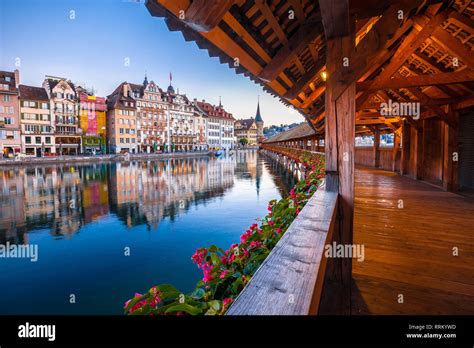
[331,1,423,101]
[357,70,474,91]
[284,57,326,99]
[258,13,323,81]
[356,7,450,106]
[408,87,456,127]
[184,0,236,32]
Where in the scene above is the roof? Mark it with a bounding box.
[146,0,474,140]
[264,123,315,143]
[0,70,18,92]
[18,85,49,101]
[255,101,263,123]
[107,82,136,109]
[196,100,235,120]
[44,78,75,92]
[235,118,256,130]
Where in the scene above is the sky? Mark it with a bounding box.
[0,0,304,126]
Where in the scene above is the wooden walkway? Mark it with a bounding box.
[352,166,474,314]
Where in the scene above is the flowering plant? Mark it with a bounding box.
[124,147,324,315]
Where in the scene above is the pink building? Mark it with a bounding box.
[0,70,21,157]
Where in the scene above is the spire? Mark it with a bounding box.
[219,96,222,108]
[255,95,263,123]
[143,72,148,87]
[167,71,175,94]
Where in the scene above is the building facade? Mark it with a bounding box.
[18,85,54,156]
[133,77,167,153]
[43,76,81,155]
[168,86,196,152]
[77,87,107,155]
[234,118,258,146]
[106,82,138,154]
[196,100,234,150]
[0,70,21,157]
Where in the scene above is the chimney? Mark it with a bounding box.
[123,83,129,97]
[14,69,20,88]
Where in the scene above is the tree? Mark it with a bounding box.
[239,138,249,147]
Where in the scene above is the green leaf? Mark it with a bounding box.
[210,253,220,266]
[208,300,221,312]
[165,303,202,315]
[190,288,206,300]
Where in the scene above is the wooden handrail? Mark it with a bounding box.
[226,185,338,315]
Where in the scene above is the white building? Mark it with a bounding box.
[196,99,235,150]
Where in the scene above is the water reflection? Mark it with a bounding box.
[0,150,296,244]
[0,150,298,314]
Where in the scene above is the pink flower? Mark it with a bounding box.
[219,270,229,279]
[223,298,233,307]
[203,268,214,283]
[240,230,252,244]
[192,248,207,267]
[249,240,262,249]
[276,228,283,234]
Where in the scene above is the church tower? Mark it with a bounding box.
[255,96,264,142]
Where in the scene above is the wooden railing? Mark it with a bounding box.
[227,146,338,315]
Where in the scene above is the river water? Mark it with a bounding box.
[0,150,296,314]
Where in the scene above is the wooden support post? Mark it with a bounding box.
[373,129,380,168]
[414,125,423,180]
[443,112,459,192]
[323,34,355,315]
[401,121,411,175]
[392,129,401,172]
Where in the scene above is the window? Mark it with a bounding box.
[4,117,12,125]
[3,95,10,102]
[42,103,49,109]
[35,137,41,144]
[45,137,51,144]
[25,136,31,144]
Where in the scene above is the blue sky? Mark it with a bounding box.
[0,0,303,126]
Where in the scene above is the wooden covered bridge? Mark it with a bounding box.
[146,0,474,314]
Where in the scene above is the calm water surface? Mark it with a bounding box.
[0,150,296,314]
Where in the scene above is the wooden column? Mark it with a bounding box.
[442,112,459,191]
[373,129,380,168]
[323,35,355,315]
[392,129,401,172]
[414,126,423,180]
[401,121,411,175]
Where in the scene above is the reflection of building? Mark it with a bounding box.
[80,165,109,223]
[107,157,235,229]
[0,70,21,157]
[106,83,138,154]
[43,76,81,155]
[0,168,26,243]
[18,85,54,156]
[77,87,107,155]
[51,166,84,236]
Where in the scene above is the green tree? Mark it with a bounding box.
[239,138,249,147]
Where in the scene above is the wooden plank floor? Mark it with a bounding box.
[352,166,474,314]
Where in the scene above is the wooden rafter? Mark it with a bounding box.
[357,70,474,91]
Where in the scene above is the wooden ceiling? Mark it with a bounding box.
[146,0,474,138]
